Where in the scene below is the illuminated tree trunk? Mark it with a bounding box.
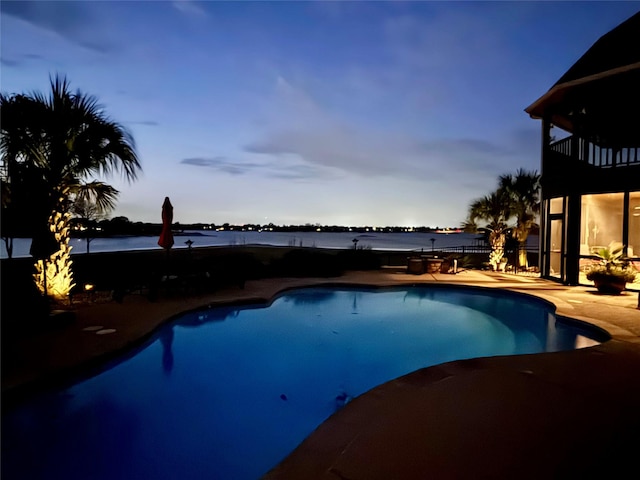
[33,212,75,301]
[515,228,529,269]
[488,230,506,271]
[518,247,529,269]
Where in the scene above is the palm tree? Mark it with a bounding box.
[499,169,541,269]
[0,94,49,259]
[465,188,513,270]
[71,183,118,253]
[0,75,141,300]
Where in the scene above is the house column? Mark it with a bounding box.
[540,117,552,276]
[623,191,630,256]
[565,193,581,285]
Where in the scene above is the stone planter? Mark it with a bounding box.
[593,277,627,295]
[407,258,424,275]
[424,258,444,273]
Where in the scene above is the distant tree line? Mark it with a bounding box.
[66,218,463,237]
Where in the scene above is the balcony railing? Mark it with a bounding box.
[549,136,640,168]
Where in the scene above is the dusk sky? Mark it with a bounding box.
[2,1,638,227]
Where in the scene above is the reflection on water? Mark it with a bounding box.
[283,289,337,306]
[159,327,174,375]
[174,305,241,327]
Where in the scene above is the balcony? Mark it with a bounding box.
[542,136,640,197]
[549,136,640,168]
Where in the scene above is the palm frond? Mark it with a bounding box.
[72,181,119,214]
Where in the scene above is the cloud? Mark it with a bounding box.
[313,9,511,117]
[0,58,21,67]
[182,157,224,167]
[180,156,329,181]
[417,138,512,169]
[384,10,505,73]
[181,157,260,175]
[268,164,326,181]
[126,120,160,127]
[1,1,115,53]
[244,77,402,177]
[172,0,208,18]
[242,76,520,188]
[306,0,351,21]
[245,127,518,189]
[0,52,46,69]
[245,128,401,177]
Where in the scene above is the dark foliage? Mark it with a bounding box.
[269,249,343,277]
[335,249,381,270]
[1,260,49,336]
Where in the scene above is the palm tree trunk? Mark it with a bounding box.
[518,247,529,269]
[489,231,506,270]
[33,212,75,301]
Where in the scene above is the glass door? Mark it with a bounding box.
[549,217,563,279]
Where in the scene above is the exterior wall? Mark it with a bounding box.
[539,130,640,287]
[541,190,640,289]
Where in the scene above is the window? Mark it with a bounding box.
[549,218,563,278]
[549,197,564,214]
[580,193,623,254]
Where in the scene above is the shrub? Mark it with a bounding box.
[271,249,342,277]
[336,249,381,270]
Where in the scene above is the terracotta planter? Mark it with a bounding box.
[593,277,626,294]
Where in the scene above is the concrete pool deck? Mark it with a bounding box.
[3,268,640,478]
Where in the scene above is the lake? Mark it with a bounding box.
[1,231,538,259]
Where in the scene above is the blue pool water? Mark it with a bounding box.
[1,286,605,479]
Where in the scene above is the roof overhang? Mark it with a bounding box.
[525,63,640,146]
[525,12,640,146]
[525,62,640,121]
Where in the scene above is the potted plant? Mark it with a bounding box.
[585,242,637,294]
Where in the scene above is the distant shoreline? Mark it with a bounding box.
[3,231,538,260]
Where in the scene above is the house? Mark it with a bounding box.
[525,12,640,286]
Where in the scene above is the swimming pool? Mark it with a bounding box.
[1,286,606,479]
